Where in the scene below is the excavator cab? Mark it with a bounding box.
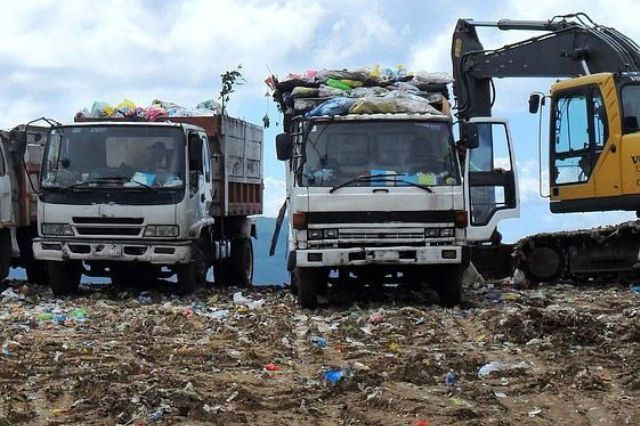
[546,72,640,213]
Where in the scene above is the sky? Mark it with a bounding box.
[1,0,638,243]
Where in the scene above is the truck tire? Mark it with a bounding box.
[229,238,254,287]
[48,261,81,296]
[434,266,463,307]
[295,267,322,309]
[25,262,49,285]
[0,229,11,281]
[175,245,206,296]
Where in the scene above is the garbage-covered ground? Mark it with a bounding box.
[1,277,640,426]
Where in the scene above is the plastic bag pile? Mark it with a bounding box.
[266,65,453,118]
[75,99,222,121]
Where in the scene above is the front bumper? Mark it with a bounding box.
[33,238,193,264]
[296,245,466,268]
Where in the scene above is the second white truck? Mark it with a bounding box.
[270,68,520,307]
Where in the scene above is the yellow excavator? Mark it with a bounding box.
[452,13,640,282]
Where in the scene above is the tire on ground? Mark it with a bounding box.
[175,244,206,295]
[0,229,11,281]
[434,265,463,307]
[295,267,326,308]
[48,261,82,296]
[228,238,254,287]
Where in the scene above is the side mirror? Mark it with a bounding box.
[528,93,541,114]
[276,133,291,161]
[463,123,480,149]
[624,116,639,131]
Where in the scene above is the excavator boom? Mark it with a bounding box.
[451,13,640,284]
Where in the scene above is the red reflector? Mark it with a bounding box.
[292,212,308,230]
[454,211,468,228]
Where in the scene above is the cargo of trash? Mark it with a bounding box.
[266,65,452,123]
[75,98,223,121]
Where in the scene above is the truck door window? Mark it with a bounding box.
[552,87,608,185]
[468,122,515,226]
[200,133,211,182]
[0,146,5,176]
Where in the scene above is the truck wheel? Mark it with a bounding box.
[175,245,206,295]
[229,238,254,287]
[0,229,11,281]
[295,267,322,309]
[48,261,81,296]
[434,266,463,307]
[25,262,49,285]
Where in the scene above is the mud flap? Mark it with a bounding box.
[269,199,288,256]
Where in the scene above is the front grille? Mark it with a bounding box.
[73,217,144,224]
[75,227,142,236]
[339,229,425,240]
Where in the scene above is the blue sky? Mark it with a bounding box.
[1,0,638,243]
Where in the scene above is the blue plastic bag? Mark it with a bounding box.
[307,97,355,117]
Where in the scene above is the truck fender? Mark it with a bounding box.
[188,217,216,238]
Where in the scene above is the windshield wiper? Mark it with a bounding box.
[370,177,433,193]
[329,173,434,193]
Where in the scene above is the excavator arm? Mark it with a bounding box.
[451,13,640,284]
[452,13,640,120]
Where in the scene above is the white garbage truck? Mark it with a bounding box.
[270,69,520,307]
[30,115,263,295]
[0,123,49,284]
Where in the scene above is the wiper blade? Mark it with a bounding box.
[374,178,433,193]
[66,176,129,189]
[329,173,406,193]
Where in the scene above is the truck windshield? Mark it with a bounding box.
[42,126,185,189]
[300,121,460,188]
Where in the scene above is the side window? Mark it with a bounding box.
[552,87,608,185]
[468,122,515,226]
[201,133,211,182]
[0,146,6,176]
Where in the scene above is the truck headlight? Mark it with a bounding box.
[425,228,440,238]
[308,229,323,240]
[323,229,338,239]
[144,225,179,237]
[440,228,455,237]
[41,223,74,236]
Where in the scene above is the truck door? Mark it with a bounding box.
[0,144,12,226]
[199,132,213,217]
[464,118,520,241]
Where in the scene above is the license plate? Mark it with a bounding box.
[103,244,122,256]
[370,250,400,262]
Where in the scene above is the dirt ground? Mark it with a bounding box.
[1,278,640,426]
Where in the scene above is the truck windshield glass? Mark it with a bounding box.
[300,121,460,187]
[42,126,185,189]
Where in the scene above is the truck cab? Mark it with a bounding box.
[279,112,518,307]
[0,139,12,279]
[33,116,262,295]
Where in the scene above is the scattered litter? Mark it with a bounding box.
[311,335,327,349]
[478,361,505,378]
[264,363,281,372]
[324,369,346,384]
[528,407,542,417]
[233,292,265,310]
[494,391,507,398]
[1,287,24,301]
[445,369,456,386]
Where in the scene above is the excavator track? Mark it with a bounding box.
[515,221,640,284]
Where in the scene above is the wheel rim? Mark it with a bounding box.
[245,240,254,283]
